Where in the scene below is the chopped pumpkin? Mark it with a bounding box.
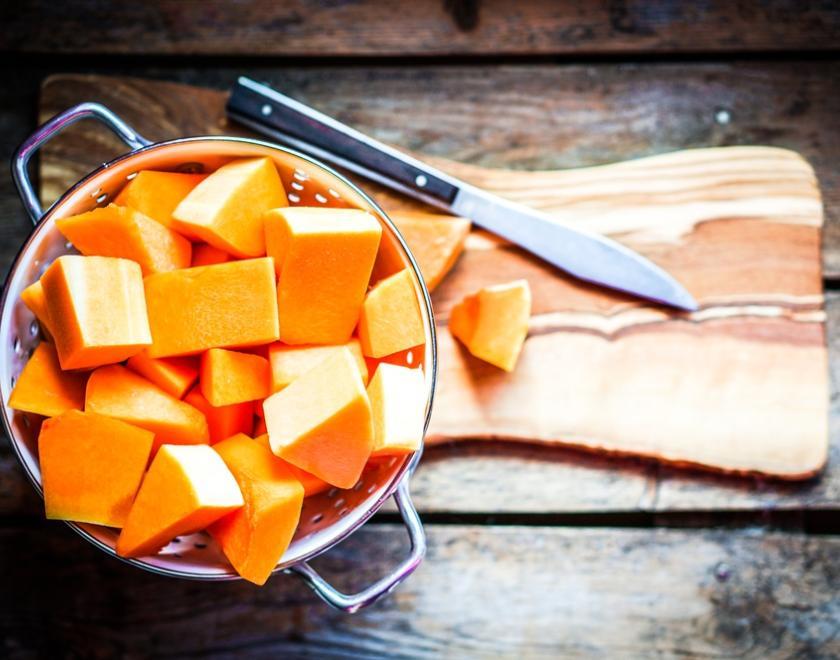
[143,257,279,357]
[388,211,470,291]
[209,434,304,585]
[268,339,368,392]
[114,171,206,229]
[449,279,531,372]
[20,280,53,336]
[39,410,153,527]
[55,204,192,275]
[253,433,330,497]
[200,348,270,406]
[86,365,209,453]
[184,385,254,444]
[358,269,425,358]
[191,243,230,267]
[367,363,425,457]
[172,157,287,257]
[263,347,373,489]
[116,444,244,558]
[8,342,86,418]
[264,207,381,344]
[125,351,199,399]
[41,255,151,370]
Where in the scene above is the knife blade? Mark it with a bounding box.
[227,76,697,311]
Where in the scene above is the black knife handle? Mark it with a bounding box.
[227,77,459,206]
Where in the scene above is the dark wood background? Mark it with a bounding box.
[1,2,839,657]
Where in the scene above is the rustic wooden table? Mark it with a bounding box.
[1,3,839,657]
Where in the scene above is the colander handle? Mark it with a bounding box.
[12,102,151,224]
[287,481,426,613]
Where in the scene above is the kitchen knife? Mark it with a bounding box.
[227,76,697,311]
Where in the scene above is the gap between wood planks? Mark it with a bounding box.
[368,509,839,535]
[4,50,840,70]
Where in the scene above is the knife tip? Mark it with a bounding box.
[667,287,699,312]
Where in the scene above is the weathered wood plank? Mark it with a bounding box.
[0,523,836,658]
[2,0,839,56]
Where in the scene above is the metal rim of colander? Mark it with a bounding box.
[1,131,437,582]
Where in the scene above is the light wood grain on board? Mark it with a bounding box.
[36,74,828,481]
[3,0,839,56]
[1,523,837,658]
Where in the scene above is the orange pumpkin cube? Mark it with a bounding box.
[55,204,192,275]
[20,279,53,336]
[267,339,368,392]
[172,157,287,257]
[8,342,87,418]
[367,364,426,457]
[39,410,154,527]
[86,365,209,453]
[209,434,304,585]
[41,255,151,370]
[253,434,329,497]
[380,211,470,291]
[117,444,244,558]
[126,351,199,399]
[358,269,425,358]
[184,385,254,444]
[264,207,381,345]
[114,171,206,229]
[191,243,230,267]
[263,347,373,489]
[200,348,271,406]
[449,279,531,372]
[143,257,279,357]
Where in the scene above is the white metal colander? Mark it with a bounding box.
[2,103,436,612]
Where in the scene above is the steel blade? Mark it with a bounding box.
[451,186,698,311]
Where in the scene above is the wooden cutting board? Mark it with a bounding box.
[38,75,828,479]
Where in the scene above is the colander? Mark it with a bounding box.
[2,102,436,613]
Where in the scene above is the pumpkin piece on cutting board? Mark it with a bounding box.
[114,170,206,229]
[264,207,382,345]
[450,279,531,372]
[20,279,53,337]
[253,433,330,497]
[367,363,426,457]
[385,211,470,291]
[358,269,425,358]
[116,444,243,558]
[39,410,154,528]
[267,339,368,392]
[209,434,304,585]
[172,157,287,257]
[143,257,279,357]
[41,255,151,370]
[86,365,209,453]
[263,347,374,489]
[8,342,87,418]
[191,243,230,267]
[55,204,192,275]
[125,351,199,399]
[200,348,271,406]
[184,385,254,444]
